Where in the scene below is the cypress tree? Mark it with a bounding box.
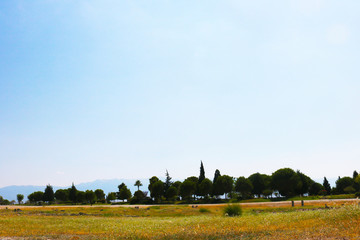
[323,177,331,195]
[199,161,205,183]
[165,170,172,192]
[353,171,358,179]
[69,183,77,204]
[213,169,221,184]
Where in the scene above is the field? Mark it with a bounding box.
[1,200,360,239]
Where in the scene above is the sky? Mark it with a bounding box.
[0,0,360,188]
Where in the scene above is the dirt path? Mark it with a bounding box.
[1,198,359,209]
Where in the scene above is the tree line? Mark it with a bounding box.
[3,162,360,205]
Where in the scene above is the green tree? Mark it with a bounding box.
[165,186,178,201]
[248,173,267,197]
[150,180,164,202]
[28,191,44,203]
[134,180,143,191]
[76,191,86,203]
[69,183,77,204]
[55,189,69,202]
[213,169,221,184]
[148,176,160,193]
[179,179,196,201]
[164,170,172,193]
[309,182,324,195]
[235,177,253,198]
[198,178,212,198]
[323,177,331,195]
[118,183,132,202]
[335,177,354,194]
[43,184,55,203]
[106,192,117,202]
[199,161,205,183]
[271,168,301,198]
[94,189,105,203]
[353,171,359,179]
[16,194,24,204]
[85,190,97,205]
[295,171,312,196]
[216,175,234,199]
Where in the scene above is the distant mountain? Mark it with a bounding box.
[0,178,149,202]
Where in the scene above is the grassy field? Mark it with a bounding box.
[0,201,360,239]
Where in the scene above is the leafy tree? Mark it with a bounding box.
[106,192,117,202]
[323,177,331,195]
[353,171,359,179]
[118,183,132,202]
[216,175,234,198]
[336,177,354,194]
[235,177,253,198]
[165,186,178,201]
[28,191,44,203]
[213,169,221,184]
[309,182,324,195]
[150,180,164,202]
[172,181,182,191]
[17,194,24,204]
[69,183,77,204]
[148,176,160,193]
[198,178,212,198]
[43,184,55,203]
[134,180,143,191]
[199,161,205,183]
[76,191,86,203]
[164,170,172,192]
[271,168,301,197]
[55,189,69,202]
[295,171,312,196]
[133,190,146,202]
[94,189,105,203]
[248,173,267,197]
[85,190,97,205]
[179,179,196,201]
[344,185,356,194]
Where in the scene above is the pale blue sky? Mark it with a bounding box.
[1,0,360,187]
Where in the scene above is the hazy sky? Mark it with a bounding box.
[1,0,359,187]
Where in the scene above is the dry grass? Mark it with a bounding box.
[0,203,359,239]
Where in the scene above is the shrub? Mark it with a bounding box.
[223,204,242,216]
[199,208,210,213]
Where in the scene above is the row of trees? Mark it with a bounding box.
[20,162,360,205]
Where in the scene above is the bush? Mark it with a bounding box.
[223,204,242,217]
[199,208,210,213]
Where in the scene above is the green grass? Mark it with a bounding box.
[1,204,360,239]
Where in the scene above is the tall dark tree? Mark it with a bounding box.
[118,183,132,202]
[198,178,212,198]
[271,168,301,198]
[213,169,221,184]
[353,171,359,179]
[69,183,77,204]
[43,184,55,203]
[235,177,253,198]
[164,170,172,192]
[55,189,69,202]
[180,179,196,201]
[323,177,331,195]
[95,189,105,202]
[295,171,312,196]
[199,161,205,183]
[335,177,354,194]
[151,180,164,202]
[215,175,234,198]
[85,190,97,205]
[148,176,160,193]
[248,173,267,197]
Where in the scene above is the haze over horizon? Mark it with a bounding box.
[1,0,360,188]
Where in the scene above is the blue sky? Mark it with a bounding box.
[0,0,359,187]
